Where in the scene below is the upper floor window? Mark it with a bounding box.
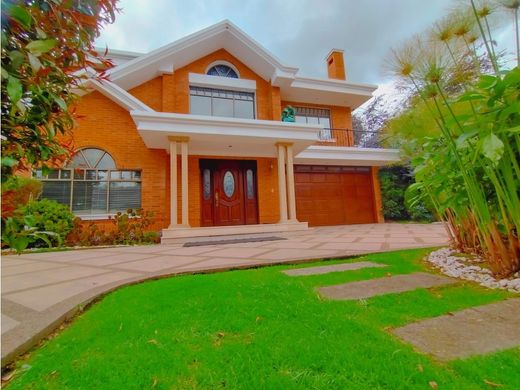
[190,86,255,119]
[294,107,332,140]
[33,148,141,216]
[207,64,239,78]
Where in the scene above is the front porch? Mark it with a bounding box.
[131,111,320,240]
[161,139,309,242]
[130,110,401,240]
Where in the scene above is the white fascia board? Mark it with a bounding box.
[93,47,143,59]
[82,79,153,112]
[296,145,401,166]
[131,111,321,141]
[106,21,229,87]
[271,68,298,87]
[291,76,377,96]
[189,73,256,92]
[107,20,299,91]
[226,20,298,75]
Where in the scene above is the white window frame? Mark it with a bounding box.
[189,86,256,119]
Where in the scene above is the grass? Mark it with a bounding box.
[6,248,520,389]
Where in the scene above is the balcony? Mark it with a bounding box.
[317,128,381,148]
[295,128,400,166]
[130,111,322,157]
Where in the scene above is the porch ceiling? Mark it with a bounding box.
[131,111,321,157]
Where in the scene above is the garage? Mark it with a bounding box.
[295,165,377,226]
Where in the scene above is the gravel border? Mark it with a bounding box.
[427,247,520,293]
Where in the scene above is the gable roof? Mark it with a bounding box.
[107,20,299,91]
[95,20,377,109]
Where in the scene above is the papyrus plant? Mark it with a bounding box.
[388,0,519,276]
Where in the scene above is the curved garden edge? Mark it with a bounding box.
[426,248,520,293]
[1,250,386,369]
[0,222,451,368]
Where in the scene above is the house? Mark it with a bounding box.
[34,20,400,242]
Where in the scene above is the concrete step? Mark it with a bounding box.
[161,222,308,244]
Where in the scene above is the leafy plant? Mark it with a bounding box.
[1,175,42,218]
[387,0,520,276]
[21,198,75,247]
[65,209,159,247]
[1,0,119,180]
[108,209,158,245]
[1,215,56,252]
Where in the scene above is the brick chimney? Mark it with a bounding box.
[326,49,346,80]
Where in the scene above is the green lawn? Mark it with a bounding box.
[7,248,520,389]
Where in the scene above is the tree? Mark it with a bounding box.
[1,0,119,180]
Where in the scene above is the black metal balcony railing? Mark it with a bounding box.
[318,128,381,148]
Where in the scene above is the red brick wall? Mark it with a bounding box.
[159,49,274,119]
[129,77,162,111]
[70,91,169,229]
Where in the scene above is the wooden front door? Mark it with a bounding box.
[200,160,259,226]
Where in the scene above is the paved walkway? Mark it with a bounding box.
[318,272,457,300]
[283,261,386,276]
[393,298,520,360]
[1,223,448,366]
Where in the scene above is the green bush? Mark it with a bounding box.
[21,199,75,247]
[379,165,435,222]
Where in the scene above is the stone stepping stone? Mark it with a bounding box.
[318,272,457,300]
[392,298,520,360]
[283,261,386,276]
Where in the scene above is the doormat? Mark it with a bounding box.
[183,236,287,247]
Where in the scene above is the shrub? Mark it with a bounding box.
[1,176,42,218]
[66,209,159,247]
[379,165,434,222]
[21,199,75,247]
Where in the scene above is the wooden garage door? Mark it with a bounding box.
[295,165,376,226]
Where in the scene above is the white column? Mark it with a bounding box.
[286,143,297,222]
[181,141,189,226]
[277,143,288,223]
[169,139,178,227]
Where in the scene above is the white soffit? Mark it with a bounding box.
[189,73,256,92]
[281,76,377,108]
[295,145,401,166]
[92,47,143,67]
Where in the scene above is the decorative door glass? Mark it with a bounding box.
[223,171,235,197]
[246,169,254,199]
[203,169,211,200]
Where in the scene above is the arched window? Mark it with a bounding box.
[67,148,116,169]
[207,64,239,78]
[34,148,142,217]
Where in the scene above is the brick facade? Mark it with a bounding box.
[65,48,382,229]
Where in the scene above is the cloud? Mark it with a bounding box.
[96,0,515,85]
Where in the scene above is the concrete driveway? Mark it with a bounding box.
[1,223,448,366]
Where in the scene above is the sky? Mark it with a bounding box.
[96,0,516,87]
